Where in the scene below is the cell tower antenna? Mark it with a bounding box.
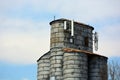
[71,20,74,36]
[94,32,98,51]
[54,16,56,20]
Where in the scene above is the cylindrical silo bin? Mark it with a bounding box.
[63,52,88,80]
[50,20,65,48]
[88,56,108,80]
[37,52,50,80]
[50,47,64,80]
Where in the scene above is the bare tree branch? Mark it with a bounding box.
[108,59,120,80]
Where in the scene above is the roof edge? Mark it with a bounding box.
[37,51,50,62]
[63,48,108,59]
[49,18,94,30]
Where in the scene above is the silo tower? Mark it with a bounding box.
[37,18,108,80]
[50,18,94,51]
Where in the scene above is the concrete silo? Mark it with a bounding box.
[37,18,108,80]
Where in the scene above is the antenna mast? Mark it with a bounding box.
[94,32,98,51]
[54,16,56,20]
[71,20,74,36]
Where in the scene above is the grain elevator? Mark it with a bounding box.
[37,18,108,80]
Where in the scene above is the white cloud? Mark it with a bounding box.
[0,18,50,64]
[36,0,120,22]
[0,0,120,64]
[1,0,120,22]
[20,0,120,22]
[22,78,29,80]
[59,0,120,22]
[94,23,120,57]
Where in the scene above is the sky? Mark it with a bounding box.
[0,0,120,80]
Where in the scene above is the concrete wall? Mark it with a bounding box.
[63,52,88,80]
[50,47,63,80]
[37,51,108,80]
[88,55,108,80]
[50,19,94,52]
[37,19,108,80]
[37,52,50,80]
[50,21,65,48]
[64,21,93,52]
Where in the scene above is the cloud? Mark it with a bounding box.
[1,0,120,22]
[22,78,29,80]
[94,23,120,57]
[59,0,120,22]
[0,0,120,64]
[0,17,50,64]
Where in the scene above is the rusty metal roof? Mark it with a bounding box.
[63,48,108,59]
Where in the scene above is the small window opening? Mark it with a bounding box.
[84,37,89,47]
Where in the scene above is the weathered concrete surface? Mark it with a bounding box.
[37,18,108,80]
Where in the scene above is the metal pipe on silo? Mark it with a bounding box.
[64,21,67,30]
[71,20,74,36]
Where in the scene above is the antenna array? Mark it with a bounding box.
[94,32,98,51]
